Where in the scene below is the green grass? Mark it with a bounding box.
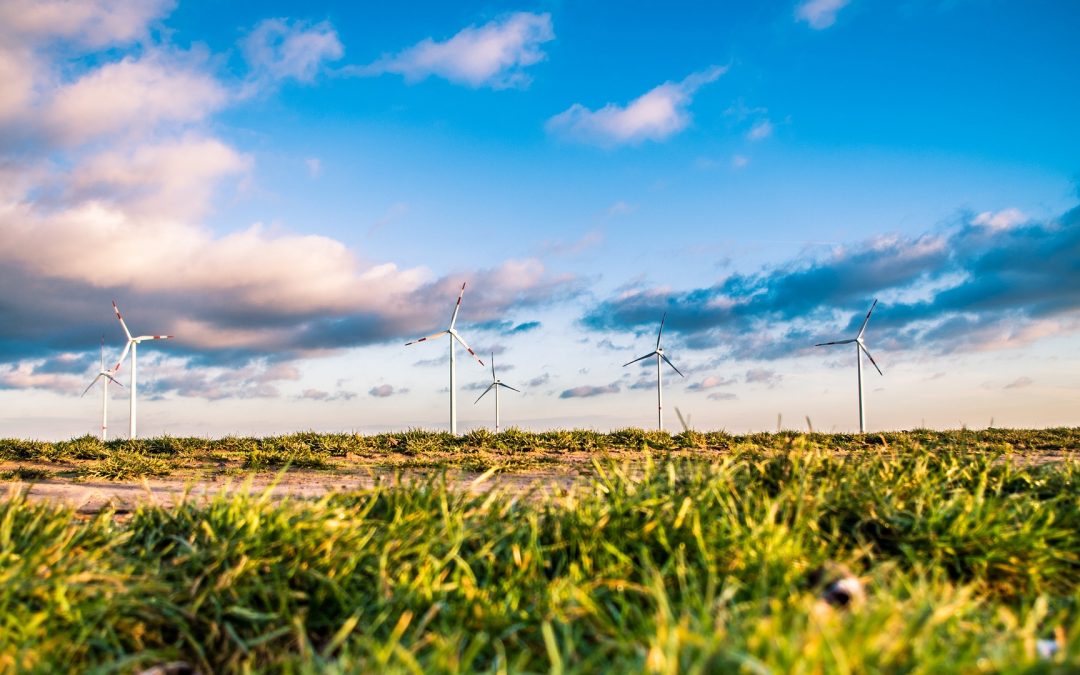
[1,437,1078,671]
[79,450,174,480]
[1,427,1077,481]
[0,466,53,481]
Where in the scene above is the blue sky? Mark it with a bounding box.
[0,0,1077,438]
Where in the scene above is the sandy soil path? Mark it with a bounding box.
[6,470,585,514]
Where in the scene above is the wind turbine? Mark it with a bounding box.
[81,336,123,441]
[405,282,485,434]
[474,352,520,432]
[112,301,173,439]
[624,313,684,431]
[815,299,883,433]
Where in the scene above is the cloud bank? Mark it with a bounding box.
[0,4,581,400]
[581,205,1080,359]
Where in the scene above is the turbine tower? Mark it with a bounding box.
[81,336,123,441]
[405,282,485,434]
[474,352,520,432]
[815,299,883,433]
[624,313,684,431]
[112,301,173,439]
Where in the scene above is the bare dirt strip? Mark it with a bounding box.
[5,470,586,515]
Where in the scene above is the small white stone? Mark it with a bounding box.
[1036,639,1059,660]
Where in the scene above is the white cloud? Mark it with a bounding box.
[44,52,228,144]
[0,179,576,354]
[0,0,174,47]
[0,360,84,393]
[796,0,851,29]
[686,375,736,392]
[362,12,554,89]
[68,135,251,221]
[746,119,773,141]
[243,18,343,84]
[606,201,637,217]
[305,157,322,178]
[546,66,726,146]
[972,208,1027,231]
[145,358,302,400]
[370,384,408,398]
[0,46,37,123]
[370,201,410,234]
[745,368,783,387]
[1004,376,1034,390]
[731,154,750,169]
[538,230,604,257]
[299,388,356,402]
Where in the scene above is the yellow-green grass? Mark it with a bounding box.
[1,439,1078,672]
[0,427,1077,481]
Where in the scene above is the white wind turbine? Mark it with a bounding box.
[112,301,173,439]
[474,352,520,433]
[624,313,684,431]
[405,282,485,434]
[81,336,123,441]
[815,299,883,433]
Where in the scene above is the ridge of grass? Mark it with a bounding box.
[0,427,1076,482]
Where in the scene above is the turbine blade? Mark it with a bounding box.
[105,373,124,387]
[499,383,521,393]
[135,335,173,341]
[660,353,684,377]
[81,374,104,397]
[449,282,466,329]
[99,335,105,370]
[623,351,656,367]
[861,344,884,376]
[491,352,496,382]
[113,340,132,371]
[112,301,133,340]
[815,339,857,347]
[405,330,448,346]
[451,331,485,366]
[675,407,690,432]
[857,299,878,339]
[474,383,495,404]
[656,312,667,350]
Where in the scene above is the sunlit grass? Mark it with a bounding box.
[0,439,1077,671]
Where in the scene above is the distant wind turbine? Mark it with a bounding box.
[112,301,173,439]
[815,299,883,433]
[405,282,485,434]
[475,352,520,432]
[624,313,684,431]
[81,335,123,441]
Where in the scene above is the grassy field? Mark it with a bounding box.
[0,429,1077,672]
[1,427,1078,481]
